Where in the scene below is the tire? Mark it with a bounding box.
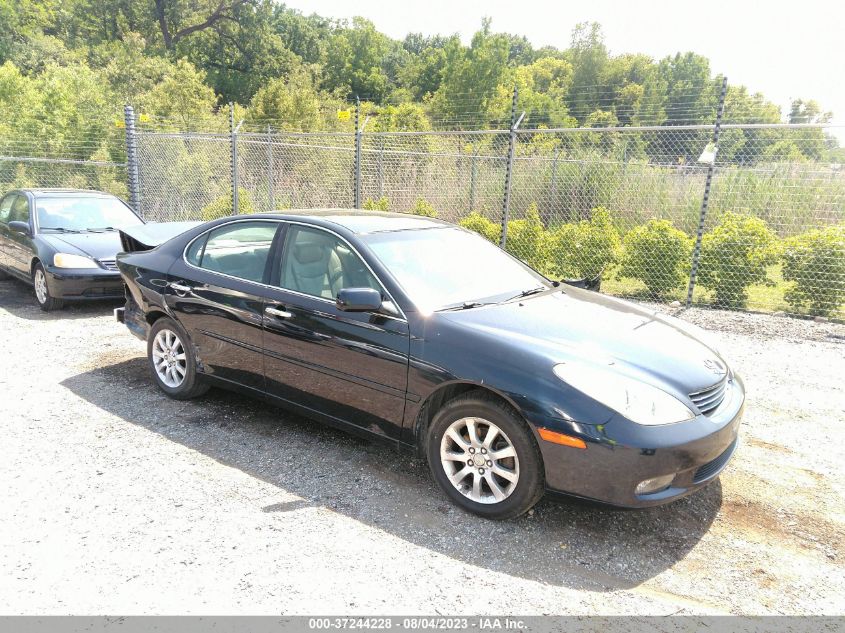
[32,262,64,312]
[426,391,544,520]
[147,317,209,400]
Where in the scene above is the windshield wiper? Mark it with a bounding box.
[39,226,80,233]
[85,226,117,232]
[437,301,493,312]
[500,286,548,303]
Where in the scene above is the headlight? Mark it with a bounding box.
[53,253,98,269]
[553,362,695,426]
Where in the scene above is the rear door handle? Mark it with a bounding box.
[265,307,293,319]
[170,282,192,294]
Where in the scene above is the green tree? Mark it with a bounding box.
[144,59,217,128]
[459,212,501,244]
[620,220,692,297]
[430,19,510,128]
[272,5,331,65]
[411,198,437,217]
[372,102,431,132]
[782,226,845,317]
[34,62,114,158]
[398,41,450,100]
[363,197,389,211]
[153,0,250,51]
[549,207,620,279]
[698,212,778,308]
[248,68,322,131]
[504,203,548,272]
[201,188,255,220]
[566,22,607,123]
[181,0,301,103]
[323,17,392,100]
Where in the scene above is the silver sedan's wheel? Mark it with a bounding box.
[440,417,520,504]
[34,268,48,304]
[152,329,187,388]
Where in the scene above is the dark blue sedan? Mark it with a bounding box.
[0,188,144,310]
[115,210,744,519]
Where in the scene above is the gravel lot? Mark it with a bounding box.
[0,277,843,615]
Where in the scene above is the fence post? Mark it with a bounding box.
[468,147,478,213]
[123,105,141,216]
[229,102,239,214]
[354,96,362,209]
[685,76,728,307]
[267,124,275,211]
[500,86,520,249]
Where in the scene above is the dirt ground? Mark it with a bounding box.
[0,277,843,615]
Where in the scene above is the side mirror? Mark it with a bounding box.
[8,221,31,237]
[336,287,383,312]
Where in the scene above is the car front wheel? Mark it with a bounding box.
[32,263,63,312]
[427,391,544,520]
[147,317,209,400]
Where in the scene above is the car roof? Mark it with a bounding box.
[265,209,452,234]
[14,188,119,198]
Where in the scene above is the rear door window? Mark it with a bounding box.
[9,195,31,224]
[0,195,14,224]
[188,221,278,284]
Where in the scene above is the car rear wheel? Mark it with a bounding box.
[426,391,544,520]
[147,317,209,400]
[32,263,63,312]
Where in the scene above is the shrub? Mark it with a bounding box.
[504,203,549,272]
[781,225,845,316]
[549,207,620,279]
[201,188,255,221]
[411,197,437,217]
[459,212,501,244]
[363,196,389,211]
[620,219,692,297]
[698,212,778,308]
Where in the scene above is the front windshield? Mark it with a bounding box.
[36,196,142,232]
[362,227,548,312]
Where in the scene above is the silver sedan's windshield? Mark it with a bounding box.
[362,227,548,312]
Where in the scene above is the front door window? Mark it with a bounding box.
[277,225,382,300]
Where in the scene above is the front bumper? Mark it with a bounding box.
[44,266,124,300]
[539,374,745,508]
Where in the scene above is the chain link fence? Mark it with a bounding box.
[129,111,845,320]
[0,155,127,198]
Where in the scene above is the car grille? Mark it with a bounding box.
[689,374,730,416]
[693,439,737,483]
[97,258,118,272]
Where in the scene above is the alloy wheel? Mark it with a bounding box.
[34,268,48,304]
[152,329,187,388]
[440,417,520,504]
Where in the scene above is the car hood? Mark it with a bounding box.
[41,231,124,260]
[440,287,728,394]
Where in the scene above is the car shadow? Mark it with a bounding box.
[61,356,722,593]
[0,278,122,321]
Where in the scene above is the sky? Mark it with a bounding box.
[282,0,844,131]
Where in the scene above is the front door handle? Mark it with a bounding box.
[265,307,293,319]
[170,282,192,294]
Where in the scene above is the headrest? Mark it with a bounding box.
[294,243,325,265]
